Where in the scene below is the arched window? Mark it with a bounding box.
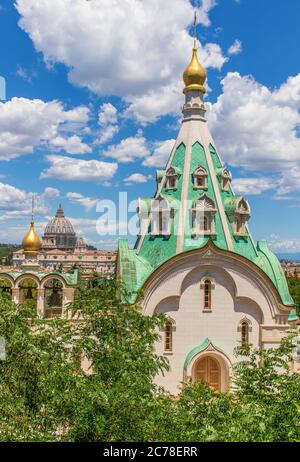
[219,167,232,192]
[0,278,12,299]
[241,321,249,346]
[164,320,173,353]
[225,197,250,238]
[236,215,243,234]
[19,278,38,317]
[44,278,64,318]
[165,166,179,190]
[204,279,212,311]
[193,166,208,190]
[234,199,250,237]
[192,194,216,237]
[151,197,172,236]
[202,215,209,232]
[238,318,252,345]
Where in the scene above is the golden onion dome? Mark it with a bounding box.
[22,221,41,253]
[183,46,206,94]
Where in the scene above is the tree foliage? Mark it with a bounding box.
[287,277,300,315]
[0,282,299,442]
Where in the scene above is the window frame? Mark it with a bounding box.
[193,166,208,191]
[165,167,179,191]
[162,317,176,354]
[200,277,215,312]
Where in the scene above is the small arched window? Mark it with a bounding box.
[164,321,173,353]
[193,166,208,190]
[151,197,172,236]
[241,321,249,346]
[165,166,179,190]
[220,168,232,192]
[164,319,174,353]
[204,279,212,311]
[192,194,216,237]
[203,215,209,232]
[234,199,250,237]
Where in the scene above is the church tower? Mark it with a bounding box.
[117,15,296,393]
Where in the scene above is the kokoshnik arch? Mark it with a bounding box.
[117,16,298,394]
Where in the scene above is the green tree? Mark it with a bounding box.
[232,339,300,441]
[0,281,299,442]
[67,281,169,441]
[0,294,81,441]
[287,277,300,315]
[0,282,168,442]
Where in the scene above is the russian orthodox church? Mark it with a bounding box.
[117,24,298,393]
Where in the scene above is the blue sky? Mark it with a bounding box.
[0,0,299,253]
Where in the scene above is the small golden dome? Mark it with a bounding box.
[22,222,41,253]
[183,46,206,94]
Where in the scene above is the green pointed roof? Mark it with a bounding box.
[118,59,294,308]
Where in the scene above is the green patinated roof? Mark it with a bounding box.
[254,241,294,306]
[118,128,294,307]
[0,268,78,286]
[224,196,247,215]
[288,308,299,322]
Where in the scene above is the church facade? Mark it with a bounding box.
[117,30,297,394]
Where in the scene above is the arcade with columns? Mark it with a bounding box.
[0,218,77,318]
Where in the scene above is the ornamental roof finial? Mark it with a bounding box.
[193,10,197,48]
[183,12,207,94]
[22,195,41,253]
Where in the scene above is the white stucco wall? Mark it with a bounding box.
[142,248,289,394]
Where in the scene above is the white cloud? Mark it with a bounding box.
[98,103,118,126]
[0,97,89,160]
[66,192,98,210]
[275,166,300,197]
[16,65,35,83]
[50,135,91,154]
[97,125,119,145]
[205,72,300,201]
[143,139,176,168]
[228,39,242,56]
[207,72,300,172]
[96,103,119,144]
[124,42,227,124]
[41,155,117,182]
[267,234,300,254]
[124,81,183,125]
[197,0,217,27]
[0,183,60,220]
[16,0,226,124]
[232,177,275,195]
[103,132,150,163]
[273,74,300,109]
[123,173,152,185]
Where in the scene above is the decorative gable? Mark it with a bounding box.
[192,193,216,237]
[165,166,181,190]
[224,197,250,238]
[193,165,208,190]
